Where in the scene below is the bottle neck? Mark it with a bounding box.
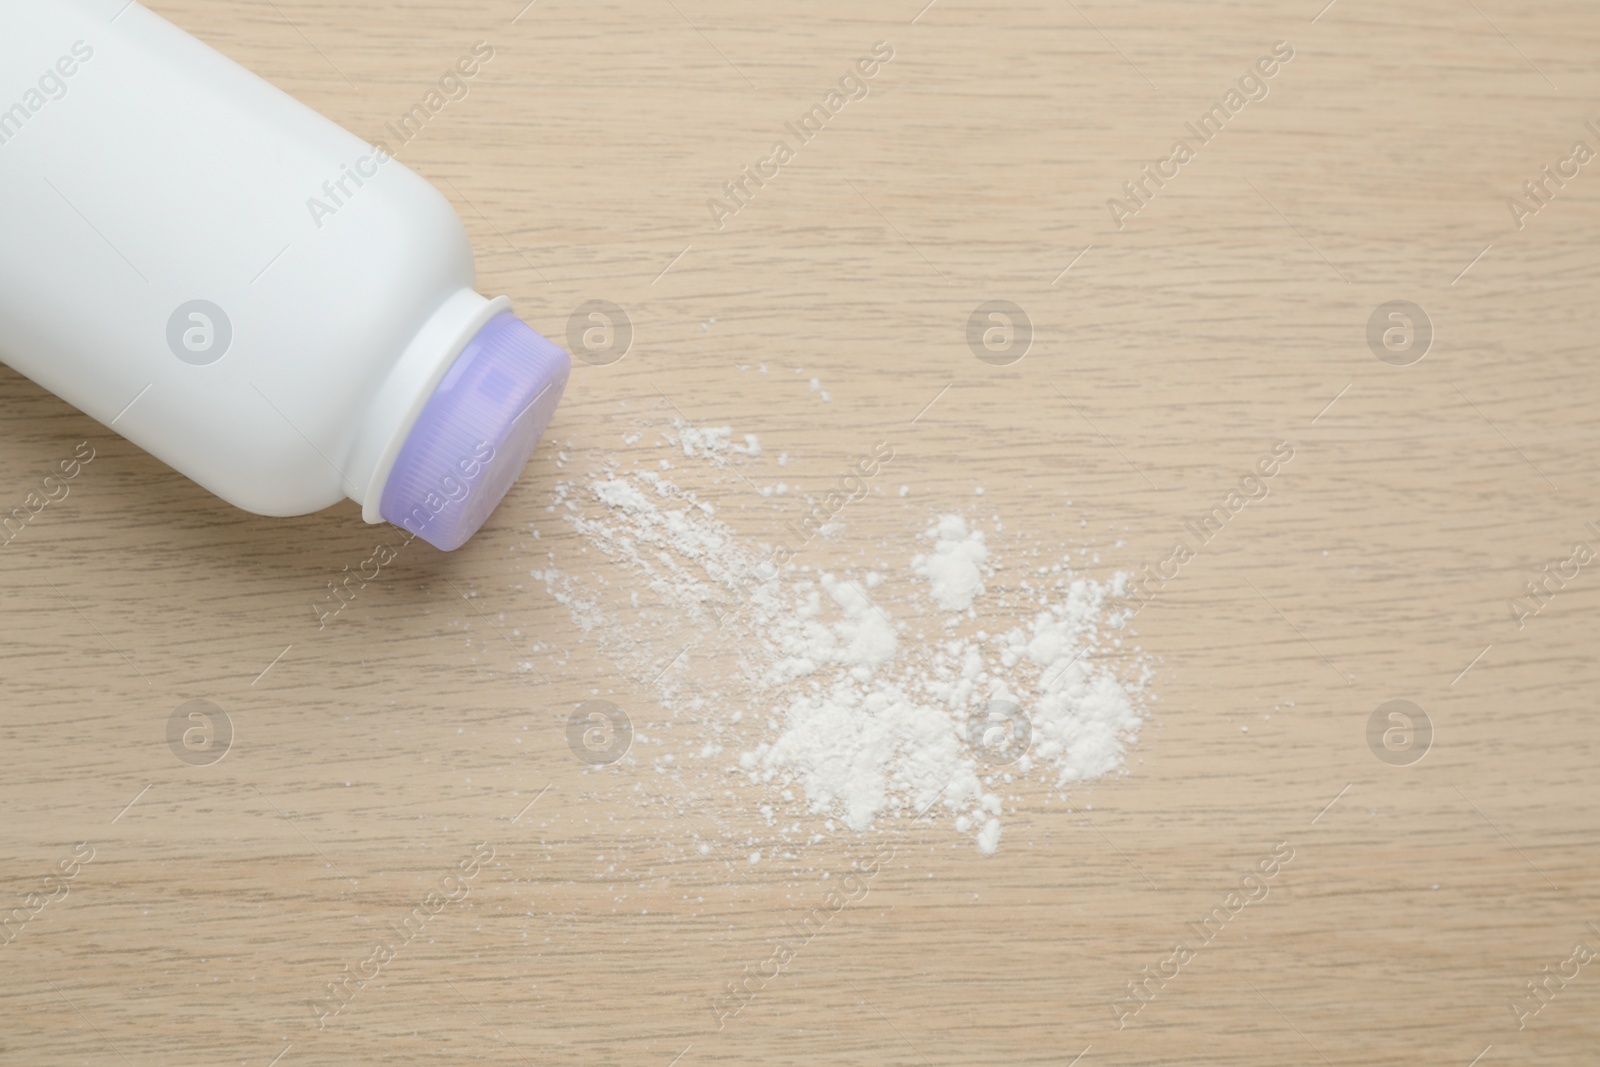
[345,289,511,520]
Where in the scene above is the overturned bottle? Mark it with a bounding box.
[0,1,570,550]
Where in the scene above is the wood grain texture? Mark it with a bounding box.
[3,0,1598,1064]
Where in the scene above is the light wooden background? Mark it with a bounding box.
[3,0,1598,1063]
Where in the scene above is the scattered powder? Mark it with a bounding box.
[911,515,988,612]
[535,424,1150,856]
[666,419,760,465]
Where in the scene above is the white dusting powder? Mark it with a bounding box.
[912,514,988,611]
[667,420,760,465]
[535,425,1149,856]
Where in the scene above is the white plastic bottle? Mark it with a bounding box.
[0,0,570,550]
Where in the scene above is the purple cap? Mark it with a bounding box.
[380,311,570,551]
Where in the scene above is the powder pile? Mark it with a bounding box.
[913,514,989,611]
[533,422,1149,856]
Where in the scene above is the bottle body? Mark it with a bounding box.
[0,1,568,548]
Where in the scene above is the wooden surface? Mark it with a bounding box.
[4,0,1600,1063]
